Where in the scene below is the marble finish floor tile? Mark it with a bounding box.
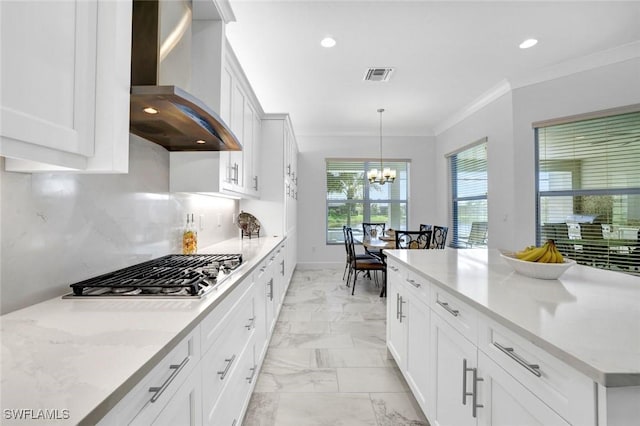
[337,367,410,393]
[371,393,429,426]
[245,268,430,425]
[272,393,378,426]
[315,348,390,368]
[254,366,339,393]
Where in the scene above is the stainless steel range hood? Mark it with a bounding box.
[129,0,241,151]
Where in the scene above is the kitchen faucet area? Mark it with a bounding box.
[1,0,639,425]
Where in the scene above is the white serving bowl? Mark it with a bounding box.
[500,252,576,280]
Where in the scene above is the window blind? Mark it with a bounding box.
[448,140,488,248]
[536,109,640,274]
[326,159,409,244]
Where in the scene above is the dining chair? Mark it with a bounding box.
[362,222,386,258]
[342,226,379,283]
[395,230,433,249]
[346,227,386,295]
[419,224,432,232]
[432,225,449,249]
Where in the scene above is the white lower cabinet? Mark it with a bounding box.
[431,312,478,426]
[150,363,203,426]
[388,260,597,426]
[387,261,431,412]
[98,328,201,425]
[476,352,569,426]
[100,240,293,426]
[386,264,406,369]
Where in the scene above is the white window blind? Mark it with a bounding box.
[536,109,640,275]
[448,140,488,248]
[326,159,409,244]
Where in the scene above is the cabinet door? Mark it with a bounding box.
[431,313,477,426]
[151,363,203,426]
[386,273,407,370]
[243,100,256,195]
[2,0,131,172]
[206,339,257,426]
[405,294,430,412]
[252,115,262,195]
[229,83,245,189]
[1,1,96,167]
[476,352,570,426]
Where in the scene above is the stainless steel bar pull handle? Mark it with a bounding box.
[472,367,484,418]
[253,176,259,191]
[399,296,406,323]
[268,278,274,301]
[217,354,236,380]
[493,342,542,377]
[280,260,285,276]
[148,355,190,403]
[437,300,460,317]
[246,365,257,383]
[406,278,421,288]
[462,358,473,405]
[245,316,256,330]
[396,293,400,320]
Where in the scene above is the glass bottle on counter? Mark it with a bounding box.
[182,213,197,254]
[191,213,198,253]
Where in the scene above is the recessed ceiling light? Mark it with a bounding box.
[519,38,538,49]
[320,37,336,48]
[195,140,206,144]
[143,107,159,114]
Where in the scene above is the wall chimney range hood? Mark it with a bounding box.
[129,0,241,151]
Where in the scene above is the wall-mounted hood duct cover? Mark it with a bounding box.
[129,0,241,151]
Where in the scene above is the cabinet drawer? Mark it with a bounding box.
[201,288,256,411]
[403,267,430,304]
[201,277,253,355]
[431,287,478,344]
[106,328,200,425]
[205,337,257,425]
[479,318,595,426]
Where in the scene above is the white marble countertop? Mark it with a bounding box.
[384,248,640,387]
[0,236,283,425]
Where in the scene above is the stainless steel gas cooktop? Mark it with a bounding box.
[63,254,243,299]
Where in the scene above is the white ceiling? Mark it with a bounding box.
[225,1,640,137]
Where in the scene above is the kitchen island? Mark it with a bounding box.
[384,248,640,426]
[1,236,289,425]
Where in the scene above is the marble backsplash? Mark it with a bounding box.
[0,136,239,314]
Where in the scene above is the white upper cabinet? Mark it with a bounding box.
[174,24,262,198]
[1,0,131,173]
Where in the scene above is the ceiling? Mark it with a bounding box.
[224,1,640,138]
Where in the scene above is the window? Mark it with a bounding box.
[326,160,409,244]
[535,107,640,274]
[448,139,488,248]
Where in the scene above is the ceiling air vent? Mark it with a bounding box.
[364,67,394,82]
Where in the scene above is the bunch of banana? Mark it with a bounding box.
[515,240,565,263]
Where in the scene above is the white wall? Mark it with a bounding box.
[296,135,435,267]
[434,57,640,252]
[433,92,515,250]
[0,136,239,314]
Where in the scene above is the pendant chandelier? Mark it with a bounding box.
[367,108,396,185]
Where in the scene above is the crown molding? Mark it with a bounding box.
[434,41,640,136]
[510,40,640,90]
[434,80,511,136]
